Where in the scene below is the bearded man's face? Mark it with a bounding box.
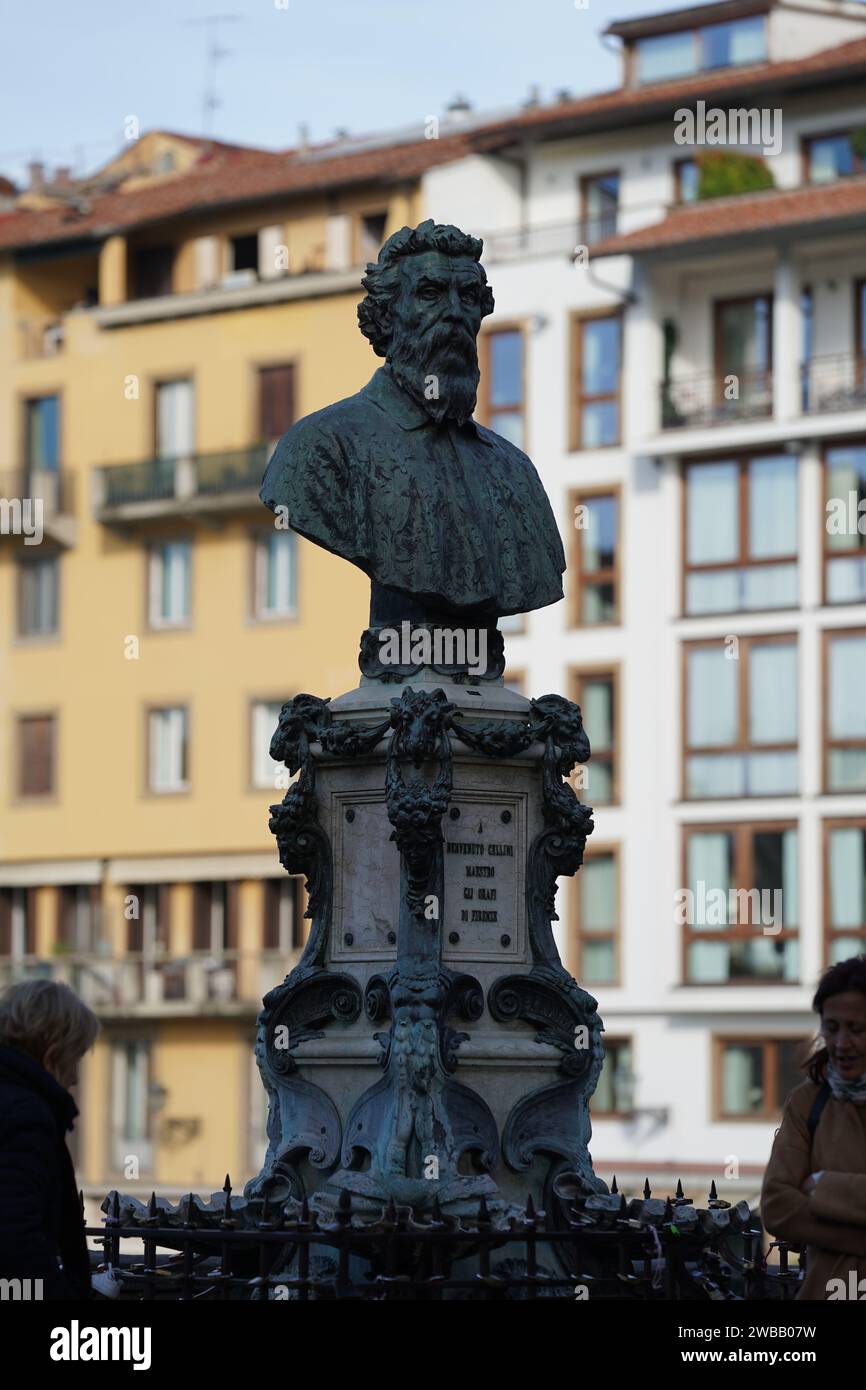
[386,251,486,425]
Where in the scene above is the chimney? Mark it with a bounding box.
[28,160,45,191]
[53,166,72,188]
[445,94,473,121]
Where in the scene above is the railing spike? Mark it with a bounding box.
[675,1178,684,1200]
[610,1174,618,1194]
[643,1177,651,1200]
[709,1179,718,1201]
[148,1190,157,1218]
[525,1192,536,1221]
[110,1189,120,1220]
[300,1194,310,1224]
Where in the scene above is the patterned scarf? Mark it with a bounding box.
[826,1060,866,1103]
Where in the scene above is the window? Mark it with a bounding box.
[253,529,296,619]
[572,314,622,448]
[573,848,619,986]
[591,1037,633,1116]
[17,713,56,798]
[683,455,798,615]
[714,296,772,417]
[24,395,60,473]
[230,233,259,274]
[824,445,866,604]
[572,669,618,805]
[252,699,289,789]
[480,328,524,448]
[715,1037,805,1119]
[148,707,188,793]
[635,16,766,85]
[825,821,866,962]
[684,635,798,798]
[581,172,619,243]
[133,244,174,299]
[824,630,866,792]
[124,884,170,956]
[192,881,238,954]
[147,540,191,628]
[17,554,59,636]
[358,211,388,264]
[258,364,295,442]
[155,379,195,461]
[111,1040,153,1172]
[571,489,619,625]
[674,157,699,204]
[682,823,798,984]
[263,877,305,953]
[803,131,863,184]
[57,885,101,953]
[800,286,813,412]
[0,888,36,959]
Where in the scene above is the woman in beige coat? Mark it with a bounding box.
[761,955,866,1299]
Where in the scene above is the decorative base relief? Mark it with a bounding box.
[245,677,607,1217]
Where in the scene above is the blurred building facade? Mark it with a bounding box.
[2,0,866,1212]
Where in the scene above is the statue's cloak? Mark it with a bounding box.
[260,364,565,618]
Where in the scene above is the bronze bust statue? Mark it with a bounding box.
[259,220,565,626]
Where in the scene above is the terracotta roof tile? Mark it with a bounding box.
[591,175,866,255]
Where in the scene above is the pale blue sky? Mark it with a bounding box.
[0,0,656,185]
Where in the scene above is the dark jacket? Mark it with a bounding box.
[0,1044,91,1299]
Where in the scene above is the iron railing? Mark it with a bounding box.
[801,352,866,414]
[661,368,773,430]
[0,950,298,1015]
[99,445,270,509]
[85,1177,805,1301]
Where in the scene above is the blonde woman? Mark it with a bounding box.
[761,956,866,1299]
[0,979,99,1299]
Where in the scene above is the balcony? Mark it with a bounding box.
[660,369,773,430]
[0,467,77,547]
[0,950,299,1018]
[94,444,272,523]
[801,353,866,415]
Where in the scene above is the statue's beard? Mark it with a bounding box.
[387,324,480,426]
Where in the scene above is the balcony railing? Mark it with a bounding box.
[478,216,619,263]
[661,369,773,430]
[97,444,271,517]
[0,950,298,1014]
[801,352,866,415]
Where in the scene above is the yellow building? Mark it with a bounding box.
[0,127,471,1212]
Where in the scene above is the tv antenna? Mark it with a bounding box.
[186,14,242,137]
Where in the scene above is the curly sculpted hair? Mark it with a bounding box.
[357,219,494,357]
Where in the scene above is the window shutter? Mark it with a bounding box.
[0,891,11,955]
[192,883,210,950]
[293,877,307,950]
[226,882,239,951]
[193,235,221,290]
[20,715,54,796]
[25,889,37,955]
[57,885,74,948]
[259,365,295,440]
[263,880,279,951]
[156,884,171,950]
[258,225,285,280]
[126,885,143,953]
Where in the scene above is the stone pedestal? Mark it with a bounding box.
[246,657,607,1223]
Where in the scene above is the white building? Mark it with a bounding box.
[423,0,866,1201]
